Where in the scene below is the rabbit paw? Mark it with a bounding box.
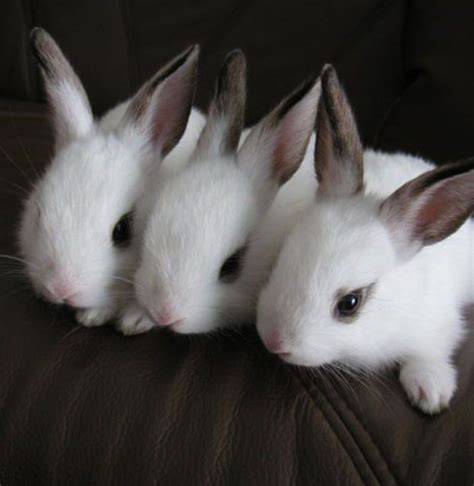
[76,307,113,327]
[116,305,155,336]
[399,359,457,415]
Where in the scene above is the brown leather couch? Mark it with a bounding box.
[1,1,473,484]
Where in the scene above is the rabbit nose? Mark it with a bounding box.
[63,294,80,307]
[263,331,290,356]
[150,305,182,328]
[45,275,77,305]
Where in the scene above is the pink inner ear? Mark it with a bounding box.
[149,76,191,150]
[272,108,307,183]
[150,100,168,146]
[272,127,293,181]
[416,192,446,231]
[414,181,460,237]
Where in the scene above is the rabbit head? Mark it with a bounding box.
[257,65,474,368]
[19,28,199,310]
[134,51,320,334]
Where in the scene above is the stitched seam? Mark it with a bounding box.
[372,0,415,147]
[400,0,412,76]
[290,395,298,486]
[291,368,398,486]
[324,378,401,484]
[119,0,138,93]
[372,86,410,146]
[206,375,250,485]
[20,0,34,100]
[289,371,376,485]
[331,0,406,149]
[200,0,256,50]
[331,0,401,65]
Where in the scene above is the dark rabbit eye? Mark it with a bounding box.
[335,291,362,318]
[112,212,133,247]
[219,246,246,283]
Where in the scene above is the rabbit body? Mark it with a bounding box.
[257,65,474,414]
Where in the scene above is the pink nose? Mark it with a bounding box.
[54,283,71,300]
[46,277,77,305]
[264,331,288,355]
[150,307,181,327]
[63,295,78,307]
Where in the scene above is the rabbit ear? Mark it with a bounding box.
[314,65,364,198]
[193,50,246,161]
[31,28,93,150]
[121,44,199,159]
[237,76,320,197]
[381,158,474,259]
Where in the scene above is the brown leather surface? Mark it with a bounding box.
[0,0,473,484]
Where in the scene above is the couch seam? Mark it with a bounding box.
[118,0,138,94]
[210,385,250,484]
[324,378,401,483]
[372,0,414,147]
[290,369,398,486]
[20,0,34,100]
[372,86,410,147]
[199,0,256,51]
[329,0,406,150]
[330,0,401,65]
[292,376,372,485]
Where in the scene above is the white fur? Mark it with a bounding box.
[20,34,204,327]
[19,106,205,324]
[122,78,321,335]
[52,80,94,144]
[257,150,473,414]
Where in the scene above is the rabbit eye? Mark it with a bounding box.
[334,284,374,321]
[112,212,133,248]
[219,246,247,283]
[336,292,362,317]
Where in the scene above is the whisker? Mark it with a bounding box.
[60,324,83,342]
[111,275,136,286]
[8,104,41,181]
[328,362,388,407]
[0,141,31,183]
[0,253,38,269]
[0,285,32,301]
[0,268,29,279]
[0,177,31,198]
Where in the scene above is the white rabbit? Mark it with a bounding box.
[256,65,474,415]
[117,50,321,335]
[18,28,204,328]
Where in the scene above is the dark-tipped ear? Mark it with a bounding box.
[381,158,474,259]
[193,50,246,161]
[237,75,320,195]
[31,27,93,150]
[314,65,363,198]
[120,44,199,159]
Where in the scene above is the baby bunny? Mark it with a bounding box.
[19,28,203,327]
[257,64,474,415]
[118,50,321,335]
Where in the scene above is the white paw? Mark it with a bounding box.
[399,359,457,415]
[116,306,155,336]
[76,307,113,327]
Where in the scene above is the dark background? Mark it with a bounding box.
[0,1,473,484]
[1,0,474,162]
